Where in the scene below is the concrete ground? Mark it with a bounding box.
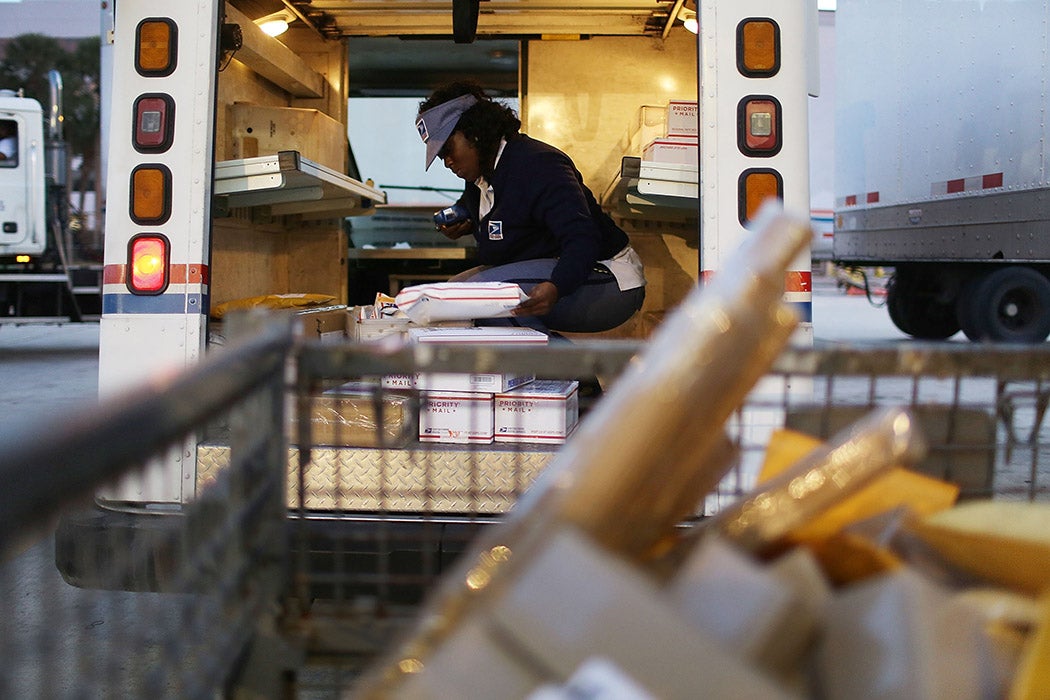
[0,321,99,440]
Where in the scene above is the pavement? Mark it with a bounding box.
[0,321,99,440]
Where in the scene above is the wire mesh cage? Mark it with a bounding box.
[1,323,1050,698]
[281,339,1050,696]
[0,319,292,698]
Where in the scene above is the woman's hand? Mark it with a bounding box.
[437,219,473,240]
[513,281,559,318]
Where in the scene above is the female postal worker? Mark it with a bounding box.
[416,81,645,333]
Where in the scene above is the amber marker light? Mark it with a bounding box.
[737,18,780,77]
[130,165,172,224]
[136,18,178,77]
[739,169,783,225]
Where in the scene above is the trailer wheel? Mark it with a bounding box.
[956,275,989,341]
[972,267,1050,343]
[886,269,960,340]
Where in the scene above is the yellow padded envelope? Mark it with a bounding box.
[758,429,960,544]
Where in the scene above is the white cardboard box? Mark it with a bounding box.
[495,380,579,444]
[419,391,494,444]
[416,372,534,393]
[347,309,412,343]
[381,372,534,393]
[410,325,548,393]
[667,100,699,137]
[643,137,698,166]
[407,326,550,344]
[381,374,416,390]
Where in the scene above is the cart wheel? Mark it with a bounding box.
[956,273,989,341]
[972,266,1050,343]
[886,269,960,340]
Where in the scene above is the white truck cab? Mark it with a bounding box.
[0,93,46,258]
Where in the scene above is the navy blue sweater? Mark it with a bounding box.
[455,134,629,297]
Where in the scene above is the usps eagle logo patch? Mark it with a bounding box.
[416,118,429,142]
[488,221,503,240]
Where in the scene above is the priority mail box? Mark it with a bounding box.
[407,326,550,345]
[409,326,548,393]
[381,374,416,390]
[495,380,579,444]
[382,372,534,393]
[416,372,533,394]
[667,99,699,137]
[419,391,494,444]
[643,137,698,166]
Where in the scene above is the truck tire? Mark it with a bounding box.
[886,269,960,340]
[956,274,989,341]
[972,266,1050,343]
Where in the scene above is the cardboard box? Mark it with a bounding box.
[381,372,533,393]
[416,372,533,394]
[347,307,412,343]
[643,137,698,166]
[409,326,548,393]
[419,391,494,444]
[347,307,474,343]
[407,326,550,345]
[381,374,416,390]
[297,305,348,344]
[495,380,579,445]
[290,382,413,448]
[667,100,699,137]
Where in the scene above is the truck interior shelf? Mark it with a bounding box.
[213,150,387,218]
[603,156,699,222]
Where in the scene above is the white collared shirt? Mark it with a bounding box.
[475,138,507,219]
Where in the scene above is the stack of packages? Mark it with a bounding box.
[640,99,698,166]
[347,282,581,447]
[350,211,1050,699]
[383,326,579,446]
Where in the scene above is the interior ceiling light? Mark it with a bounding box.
[255,10,294,37]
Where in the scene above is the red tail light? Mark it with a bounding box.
[128,234,169,294]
